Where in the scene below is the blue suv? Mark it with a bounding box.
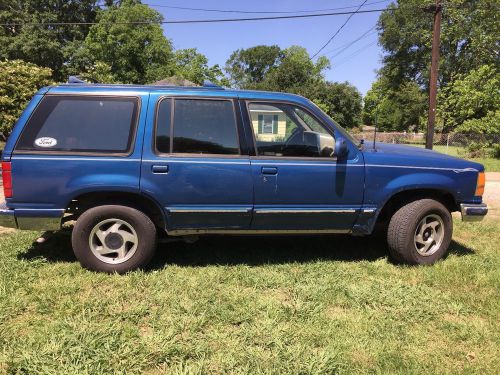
[0,82,488,273]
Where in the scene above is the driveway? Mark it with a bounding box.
[0,173,499,232]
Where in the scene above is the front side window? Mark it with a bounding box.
[248,102,334,158]
[16,95,138,154]
[155,98,240,155]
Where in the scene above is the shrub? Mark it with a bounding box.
[0,60,53,140]
[492,144,500,159]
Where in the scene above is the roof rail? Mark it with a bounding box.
[203,80,223,89]
[68,76,87,84]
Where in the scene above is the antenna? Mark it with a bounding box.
[373,110,378,150]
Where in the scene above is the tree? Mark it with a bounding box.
[378,0,499,90]
[306,81,363,128]
[257,46,330,92]
[172,49,229,86]
[0,60,53,139]
[81,0,173,84]
[439,65,499,131]
[225,45,362,128]
[0,0,98,81]
[225,45,284,88]
[363,78,426,131]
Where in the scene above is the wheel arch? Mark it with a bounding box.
[66,191,166,230]
[376,187,458,226]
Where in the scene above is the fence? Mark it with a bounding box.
[351,131,500,158]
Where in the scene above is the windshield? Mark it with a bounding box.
[307,99,360,146]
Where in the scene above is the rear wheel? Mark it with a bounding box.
[72,205,157,273]
[387,199,452,265]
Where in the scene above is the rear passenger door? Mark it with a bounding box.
[140,94,253,232]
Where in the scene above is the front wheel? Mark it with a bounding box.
[72,205,157,273]
[387,199,453,265]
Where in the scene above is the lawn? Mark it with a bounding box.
[0,218,499,374]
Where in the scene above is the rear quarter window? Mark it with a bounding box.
[15,95,139,154]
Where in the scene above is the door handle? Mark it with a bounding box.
[261,167,278,175]
[152,165,169,174]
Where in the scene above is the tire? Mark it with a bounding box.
[72,205,157,273]
[387,199,452,265]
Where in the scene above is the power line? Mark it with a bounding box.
[0,8,390,27]
[139,0,391,14]
[323,26,377,57]
[333,41,378,68]
[311,0,370,59]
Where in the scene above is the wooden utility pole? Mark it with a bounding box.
[425,0,442,150]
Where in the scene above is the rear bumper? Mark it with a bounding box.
[0,203,64,230]
[460,203,488,222]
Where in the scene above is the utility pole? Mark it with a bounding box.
[425,0,442,150]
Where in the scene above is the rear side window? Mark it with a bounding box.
[16,95,139,154]
[155,98,239,155]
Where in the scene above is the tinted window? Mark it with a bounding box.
[248,102,334,158]
[172,99,239,155]
[16,96,138,153]
[155,98,172,153]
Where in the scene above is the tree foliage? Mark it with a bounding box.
[225,45,362,128]
[372,0,499,132]
[0,0,98,81]
[378,0,499,89]
[0,60,53,140]
[455,110,500,135]
[80,0,173,84]
[363,78,426,131]
[225,45,284,88]
[439,65,499,131]
[172,49,228,86]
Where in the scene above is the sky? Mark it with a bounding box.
[142,0,392,95]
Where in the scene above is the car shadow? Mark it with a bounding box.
[18,230,475,268]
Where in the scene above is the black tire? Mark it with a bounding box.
[387,199,452,265]
[72,205,157,273]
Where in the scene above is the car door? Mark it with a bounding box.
[140,93,253,232]
[242,100,365,232]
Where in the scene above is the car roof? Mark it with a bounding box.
[41,84,311,106]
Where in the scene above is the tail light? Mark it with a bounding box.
[1,161,12,198]
[475,171,485,197]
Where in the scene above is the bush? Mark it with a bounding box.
[0,60,53,140]
[459,141,490,158]
[455,110,500,135]
[492,144,500,159]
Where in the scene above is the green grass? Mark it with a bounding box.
[0,219,499,374]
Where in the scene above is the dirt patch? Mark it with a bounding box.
[483,173,500,220]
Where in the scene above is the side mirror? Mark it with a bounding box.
[335,137,348,159]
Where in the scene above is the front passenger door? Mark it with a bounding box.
[245,101,364,232]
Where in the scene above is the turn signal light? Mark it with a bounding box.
[475,171,485,197]
[1,162,12,198]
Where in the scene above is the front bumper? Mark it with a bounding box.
[460,203,488,222]
[0,203,64,230]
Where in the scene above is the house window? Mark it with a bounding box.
[258,114,278,134]
[261,115,274,134]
